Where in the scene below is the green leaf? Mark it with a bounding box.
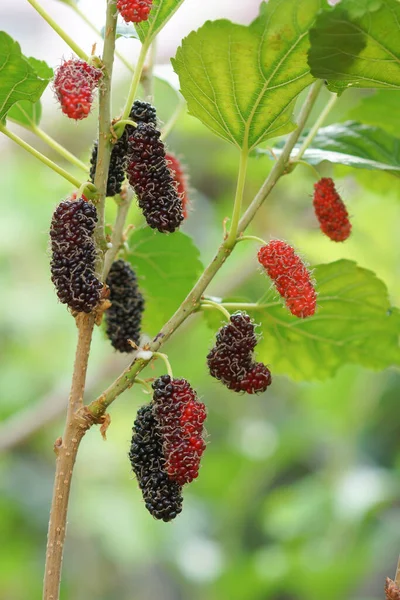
[348,90,400,136]
[308,0,400,94]
[273,121,400,175]
[172,0,323,150]
[0,32,52,121]
[7,100,42,127]
[254,260,400,381]
[127,228,203,334]
[135,0,185,43]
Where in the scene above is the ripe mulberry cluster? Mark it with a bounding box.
[50,198,103,312]
[207,312,272,394]
[117,0,153,23]
[258,240,317,318]
[166,153,190,219]
[313,177,351,242]
[152,376,207,485]
[126,122,184,233]
[105,260,145,352]
[53,59,102,120]
[89,100,157,197]
[129,404,183,522]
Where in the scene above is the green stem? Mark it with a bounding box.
[236,234,267,246]
[102,190,133,280]
[240,80,324,231]
[134,377,153,394]
[290,159,321,180]
[68,1,134,72]
[295,91,338,161]
[30,125,88,172]
[153,353,174,379]
[0,124,81,187]
[113,119,137,137]
[225,148,249,248]
[93,0,118,260]
[26,0,89,61]
[160,99,186,141]
[87,80,324,419]
[201,300,231,321]
[121,41,151,121]
[217,302,279,311]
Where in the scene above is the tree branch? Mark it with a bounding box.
[87,80,324,419]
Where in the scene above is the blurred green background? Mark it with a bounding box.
[1,3,400,599]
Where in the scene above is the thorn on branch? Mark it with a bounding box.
[54,437,63,455]
[99,413,111,440]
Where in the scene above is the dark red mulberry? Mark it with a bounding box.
[313,177,351,242]
[207,312,272,394]
[105,260,145,352]
[166,153,190,219]
[152,376,207,486]
[129,404,183,522]
[89,101,156,196]
[117,0,153,23]
[258,241,317,318]
[53,59,102,120]
[126,122,184,233]
[50,198,103,313]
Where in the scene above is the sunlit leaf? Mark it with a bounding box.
[7,100,42,128]
[172,0,324,150]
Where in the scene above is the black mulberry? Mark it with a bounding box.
[105,260,145,352]
[207,312,272,394]
[89,101,156,197]
[129,404,183,522]
[126,122,184,233]
[50,198,103,313]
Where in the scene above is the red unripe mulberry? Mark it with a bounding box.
[207,312,272,394]
[166,153,190,219]
[152,376,207,486]
[117,0,153,23]
[53,59,102,120]
[258,241,317,318]
[313,178,351,242]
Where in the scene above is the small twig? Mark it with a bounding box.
[102,188,134,280]
[236,234,267,246]
[201,300,231,321]
[0,124,82,188]
[26,0,89,61]
[294,91,338,162]
[153,352,174,379]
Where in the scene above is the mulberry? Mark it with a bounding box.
[258,241,317,318]
[313,178,351,242]
[105,260,145,352]
[126,122,184,233]
[386,579,400,600]
[89,136,128,197]
[117,0,153,23]
[129,404,183,522]
[129,100,157,126]
[50,198,103,312]
[152,376,207,485]
[89,100,156,196]
[53,59,102,120]
[207,312,272,394]
[166,153,190,219]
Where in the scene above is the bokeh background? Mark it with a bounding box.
[0,1,400,599]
